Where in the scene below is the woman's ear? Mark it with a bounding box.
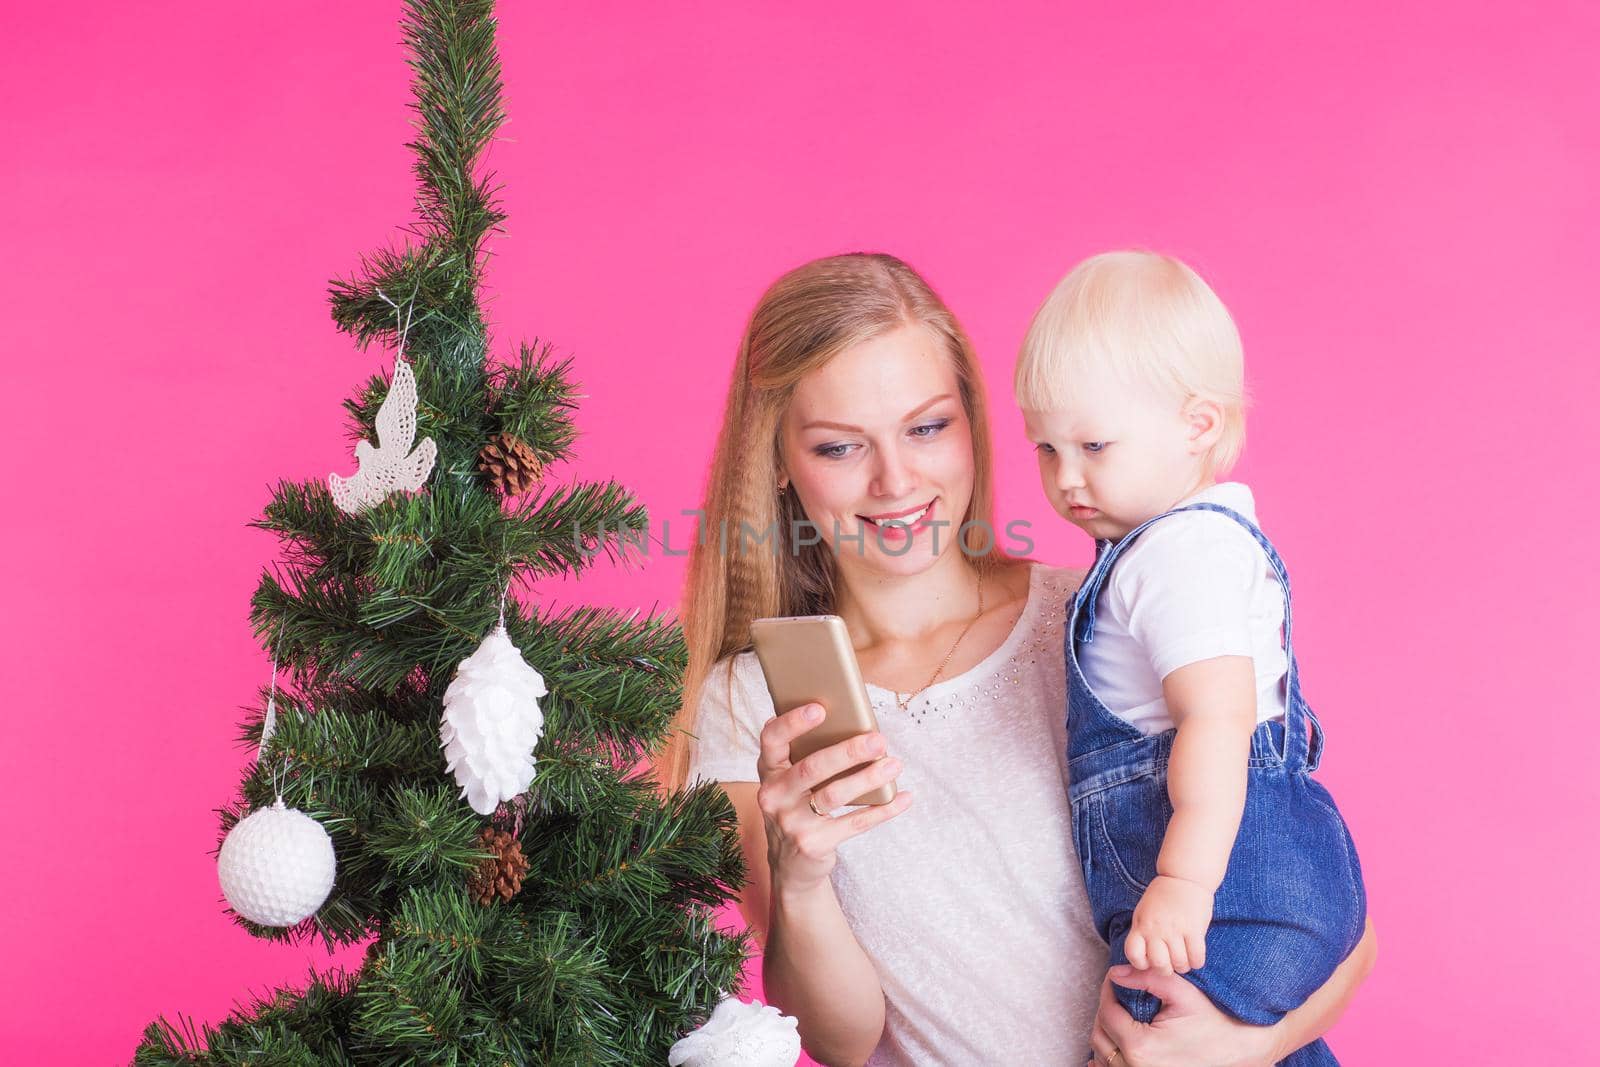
[1183,397,1225,457]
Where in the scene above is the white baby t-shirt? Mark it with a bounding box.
[1078,481,1290,736]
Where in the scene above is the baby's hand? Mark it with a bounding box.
[1125,875,1214,975]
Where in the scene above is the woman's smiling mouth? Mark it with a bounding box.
[860,497,937,528]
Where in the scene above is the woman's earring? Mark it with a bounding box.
[776,480,788,494]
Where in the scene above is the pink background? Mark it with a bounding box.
[3,1,1595,1062]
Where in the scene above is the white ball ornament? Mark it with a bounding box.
[667,997,802,1067]
[217,797,337,927]
[440,622,548,816]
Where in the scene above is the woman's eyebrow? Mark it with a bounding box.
[801,393,956,433]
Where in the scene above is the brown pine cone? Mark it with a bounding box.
[478,432,543,496]
[466,826,529,906]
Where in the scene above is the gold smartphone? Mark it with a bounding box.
[749,614,896,806]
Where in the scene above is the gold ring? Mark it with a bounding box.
[1105,1048,1122,1066]
[808,794,831,818]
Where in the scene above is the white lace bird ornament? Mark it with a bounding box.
[328,356,437,514]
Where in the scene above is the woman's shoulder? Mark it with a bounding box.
[694,649,770,722]
[1020,558,1087,600]
[687,650,771,785]
[955,558,1082,678]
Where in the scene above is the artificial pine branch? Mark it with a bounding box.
[138,967,360,1065]
[400,0,507,258]
[489,340,582,459]
[503,479,654,574]
[364,783,488,879]
[254,475,650,591]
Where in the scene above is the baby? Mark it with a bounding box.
[1015,252,1366,1065]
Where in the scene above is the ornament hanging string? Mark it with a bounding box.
[258,626,285,762]
[270,755,292,805]
[374,285,419,366]
[258,627,293,802]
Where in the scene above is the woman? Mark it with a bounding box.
[661,253,1375,1066]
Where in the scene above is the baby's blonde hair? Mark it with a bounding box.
[1014,250,1248,475]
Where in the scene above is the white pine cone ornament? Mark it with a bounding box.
[216,798,337,927]
[440,623,548,816]
[667,997,801,1067]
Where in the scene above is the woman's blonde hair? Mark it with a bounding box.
[659,252,1004,791]
[1014,250,1249,475]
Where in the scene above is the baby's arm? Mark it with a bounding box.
[1126,655,1257,975]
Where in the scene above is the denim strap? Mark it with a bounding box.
[1072,502,1320,771]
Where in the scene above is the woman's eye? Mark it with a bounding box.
[815,443,854,459]
[1083,442,1108,454]
[909,418,951,439]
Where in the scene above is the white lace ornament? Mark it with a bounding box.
[667,997,801,1067]
[329,356,437,514]
[217,797,337,927]
[440,623,548,816]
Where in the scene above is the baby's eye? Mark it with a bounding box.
[1034,442,1056,455]
[1083,442,1108,454]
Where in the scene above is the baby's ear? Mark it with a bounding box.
[1182,396,1225,454]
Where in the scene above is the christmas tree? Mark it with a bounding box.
[136,2,749,1062]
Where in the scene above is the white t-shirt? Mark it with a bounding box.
[1079,482,1290,736]
[689,563,1107,1066]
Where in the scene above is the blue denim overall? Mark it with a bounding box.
[1066,504,1366,1066]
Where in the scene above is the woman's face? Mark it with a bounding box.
[777,324,976,580]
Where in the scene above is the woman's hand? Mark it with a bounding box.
[755,702,912,896]
[1086,967,1281,1067]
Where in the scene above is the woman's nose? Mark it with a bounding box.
[870,448,916,499]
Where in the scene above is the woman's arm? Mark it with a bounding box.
[1089,918,1377,1067]
[1264,917,1377,1060]
[717,704,913,1067]
[722,782,885,1066]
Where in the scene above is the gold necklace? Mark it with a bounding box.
[893,569,986,712]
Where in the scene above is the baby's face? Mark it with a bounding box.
[1022,372,1210,542]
